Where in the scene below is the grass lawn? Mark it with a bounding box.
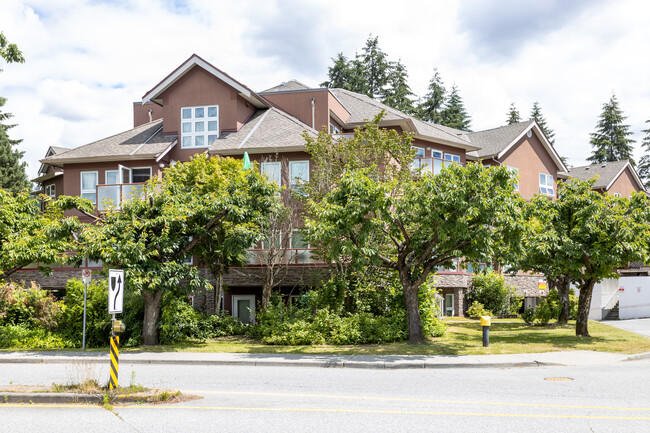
[129,319,650,356]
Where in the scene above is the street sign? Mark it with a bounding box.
[108,269,125,314]
[81,269,92,284]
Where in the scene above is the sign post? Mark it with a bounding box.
[81,269,92,351]
[108,269,125,390]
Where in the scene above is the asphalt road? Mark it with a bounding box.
[601,317,650,337]
[2,359,650,432]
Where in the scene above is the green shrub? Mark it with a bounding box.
[534,299,555,325]
[57,278,112,347]
[0,282,61,330]
[521,308,535,324]
[467,301,492,319]
[467,271,521,316]
[0,324,76,349]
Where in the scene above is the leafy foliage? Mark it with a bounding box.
[304,115,522,343]
[1,190,85,280]
[467,271,522,316]
[521,178,650,336]
[587,93,636,165]
[467,301,492,319]
[0,281,61,330]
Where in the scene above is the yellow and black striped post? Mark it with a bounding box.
[109,336,119,390]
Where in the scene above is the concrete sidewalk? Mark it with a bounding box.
[1,349,648,369]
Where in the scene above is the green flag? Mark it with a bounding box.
[243,152,251,170]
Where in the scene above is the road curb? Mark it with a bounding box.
[622,351,650,362]
[0,356,560,369]
[0,392,103,404]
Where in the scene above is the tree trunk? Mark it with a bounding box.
[403,282,425,344]
[262,269,273,310]
[142,290,163,346]
[213,271,223,315]
[576,278,596,337]
[557,275,571,325]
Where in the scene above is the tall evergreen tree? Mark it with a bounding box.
[416,69,446,124]
[530,101,555,144]
[637,120,650,188]
[440,85,472,131]
[381,60,415,115]
[0,32,29,193]
[359,35,390,99]
[587,94,636,165]
[320,53,365,93]
[506,103,521,124]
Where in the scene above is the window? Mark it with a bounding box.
[132,167,152,183]
[613,192,622,198]
[330,121,341,134]
[45,184,56,200]
[181,105,219,148]
[539,173,554,196]
[105,170,119,184]
[289,161,309,191]
[261,161,281,187]
[291,230,310,264]
[81,171,98,203]
[507,167,519,191]
[444,153,461,164]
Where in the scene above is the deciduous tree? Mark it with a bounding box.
[304,115,523,344]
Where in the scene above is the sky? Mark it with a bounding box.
[1,0,649,181]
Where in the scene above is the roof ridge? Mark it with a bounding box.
[410,117,472,144]
[470,120,533,135]
[333,88,409,120]
[55,119,163,156]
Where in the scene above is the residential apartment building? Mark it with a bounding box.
[21,54,645,318]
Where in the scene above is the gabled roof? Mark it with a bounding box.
[142,54,268,108]
[330,89,476,149]
[467,120,568,174]
[261,80,313,93]
[209,107,318,155]
[567,160,646,192]
[38,146,71,174]
[41,119,174,166]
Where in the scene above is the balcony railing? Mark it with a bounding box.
[96,183,145,211]
[245,248,317,265]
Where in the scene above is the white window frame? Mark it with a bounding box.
[131,167,152,183]
[181,105,219,148]
[45,184,56,199]
[118,164,132,184]
[445,293,454,316]
[105,170,119,185]
[539,173,554,196]
[444,153,461,163]
[261,161,281,188]
[507,166,519,191]
[289,160,309,191]
[231,295,255,323]
[80,171,98,202]
[613,192,622,198]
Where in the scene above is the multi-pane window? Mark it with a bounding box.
[45,184,56,199]
[181,105,219,148]
[507,167,519,191]
[132,167,152,183]
[539,173,554,196]
[105,170,119,184]
[81,171,98,203]
[412,148,460,175]
[444,153,461,163]
[291,230,310,264]
[289,161,309,191]
[261,161,281,187]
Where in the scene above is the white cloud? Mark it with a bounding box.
[0,0,649,181]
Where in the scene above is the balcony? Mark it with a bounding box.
[245,248,317,265]
[96,183,145,211]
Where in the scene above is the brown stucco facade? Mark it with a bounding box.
[499,131,558,200]
[607,166,641,197]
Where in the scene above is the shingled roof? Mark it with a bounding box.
[567,160,644,191]
[262,80,313,93]
[468,121,533,158]
[41,119,174,166]
[209,107,318,155]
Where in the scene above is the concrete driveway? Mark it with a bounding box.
[601,318,650,337]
